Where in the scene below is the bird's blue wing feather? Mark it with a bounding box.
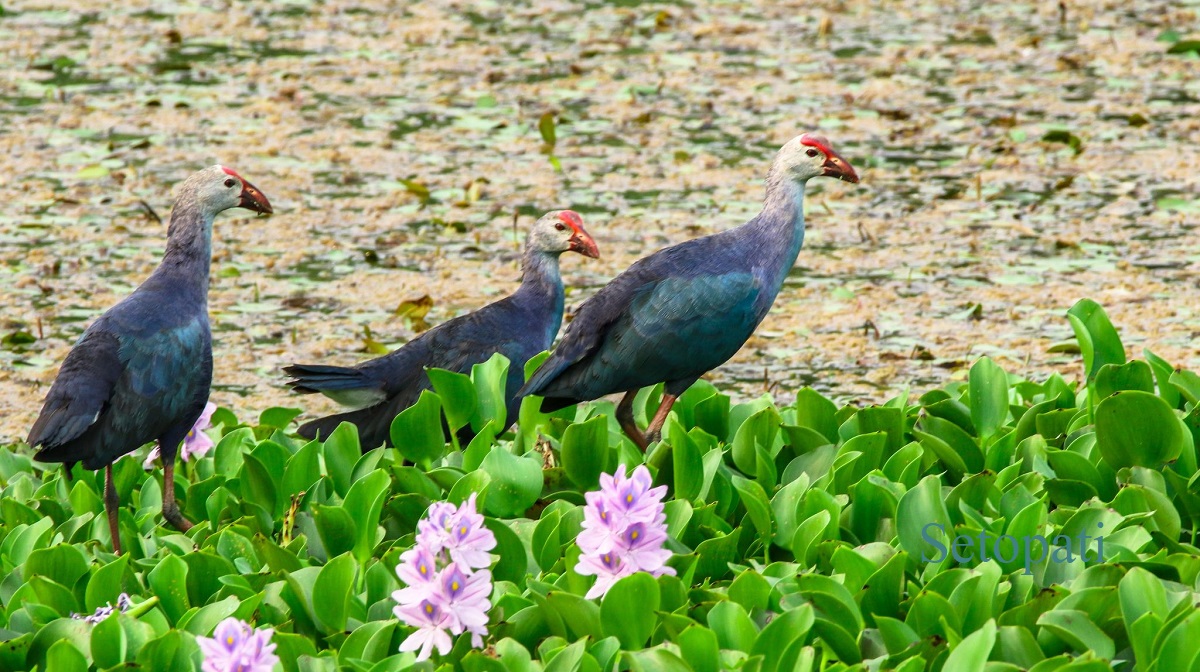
[28,327,123,450]
[118,318,210,424]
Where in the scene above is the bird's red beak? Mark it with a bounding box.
[559,211,600,259]
[822,151,859,184]
[238,179,273,215]
[569,229,600,259]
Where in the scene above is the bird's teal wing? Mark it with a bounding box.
[524,271,762,401]
[585,272,762,390]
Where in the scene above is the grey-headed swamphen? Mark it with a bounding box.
[285,210,599,450]
[28,165,273,553]
[518,134,858,450]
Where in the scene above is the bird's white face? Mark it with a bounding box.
[777,134,859,184]
[528,210,600,258]
[183,165,273,215]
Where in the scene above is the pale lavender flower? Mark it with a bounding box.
[618,522,676,577]
[415,494,495,572]
[576,550,635,599]
[578,497,623,556]
[578,465,667,555]
[392,546,440,606]
[415,501,460,554]
[394,497,497,661]
[575,465,673,599]
[438,564,493,647]
[444,494,496,571]
[396,599,455,661]
[78,604,114,624]
[143,401,217,469]
[197,617,278,672]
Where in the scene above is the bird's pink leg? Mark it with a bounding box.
[644,393,679,446]
[104,464,122,555]
[616,391,651,451]
[161,460,194,532]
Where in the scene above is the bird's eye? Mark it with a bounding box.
[805,149,819,158]
[224,178,236,188]
[554,222,566,231]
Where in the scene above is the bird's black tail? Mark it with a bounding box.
[284,363,389,410]
[283,363,369,394]
[296,406,391,452]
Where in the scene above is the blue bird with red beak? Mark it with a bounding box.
[286,210,599,450]
[519,134,859,449]
[28,165,272,553]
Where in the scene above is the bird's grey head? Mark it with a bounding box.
[527,210,600,259]
[177,165,273,216]
[774,134,859,184]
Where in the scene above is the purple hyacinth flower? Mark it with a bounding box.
[415,494,495,573]
[444,494,496,571]
[439,563,493,647]
[618,522,676,576]
[415,500,460,554]
[576,550,635,599]
[71,592,135,624]
[393,546,440,605]
[575,464,674,599]
[597,464,665,523]
[396,598,455,661]
[578,464,668,555]
[394,496,498,660]
[197,617,279,672]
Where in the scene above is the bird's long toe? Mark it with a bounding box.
[163,503,194,533]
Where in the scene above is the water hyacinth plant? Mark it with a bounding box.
[393,494,496,661]
[575,464,674,599]
[10,301,1200,670]
[196,617,279,672]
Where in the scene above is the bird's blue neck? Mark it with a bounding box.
[749,169,807,291]
[515,248,565,345]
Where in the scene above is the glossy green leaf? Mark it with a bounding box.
[313,552,357,633]
[707,600,757,653]
[481,447,542,517]
[1067,299,1126,382]
[390,390,445,467]
[428,367,477,433]
[471,352,511,432]
[601,572,660,649]
[561,414,609,490]
[1095,391,1184,469]
[969,357,1009,441]
[1094,360,1154,400]
[324,421,363,496]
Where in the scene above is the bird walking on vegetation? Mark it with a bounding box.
[518,134,859,450]
[285,210,599,450]
[27,165,273,553]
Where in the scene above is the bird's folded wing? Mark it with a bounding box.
[596,272,762,379]
[27,329,124,449]
[517,279,639,396]
[121,320,207,398]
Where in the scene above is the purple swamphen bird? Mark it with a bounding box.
[285,210,599,449]
[28,165,273,553]
[518,134,859,450]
